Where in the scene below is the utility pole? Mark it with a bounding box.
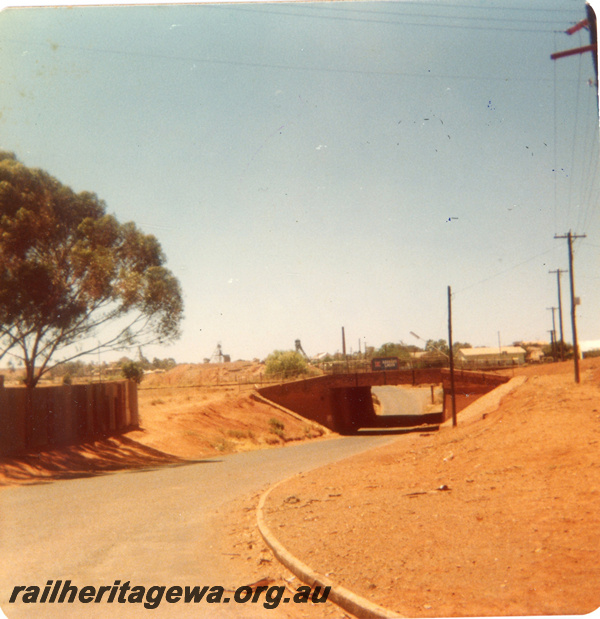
[554,232,586,383]
[447,286,457,427]
[548,330,556,360]
[547,306,558,359]
[551,5,598,82]
[341,326,348,372]
[548,329,556,361]
[549,269,567,360]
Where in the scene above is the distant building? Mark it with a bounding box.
[525,347,545,363]
[580,340,600,354]
[457,346,526,368]
[515,341,547,363]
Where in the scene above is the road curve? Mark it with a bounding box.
[0,434,394,618]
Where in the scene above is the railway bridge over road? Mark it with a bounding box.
[258,368,509,434]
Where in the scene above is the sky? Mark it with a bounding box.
[0,0,598,363]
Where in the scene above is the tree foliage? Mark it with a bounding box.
[542,340,573,359]
[0,152,184,388]
[374,342,420,359]
[264,350,309,379]
[48,360,88,380]
[424,339,472,357]
[121,360,145,384]
[151,357,177,371]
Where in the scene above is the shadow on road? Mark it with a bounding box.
[0,435,214,487]
[355,424,440,436]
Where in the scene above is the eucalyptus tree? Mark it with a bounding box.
[0,151,183,388]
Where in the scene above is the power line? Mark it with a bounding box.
[553,33,559,234]
[315,0,579,14]
[218,4,574,34]
[577,87,600,233]
[550,10,599,237]
[566,38,584,226]
[3,37,573,84]
[454,247,556,295]
[580,139,600,233]
[224,3,575,26]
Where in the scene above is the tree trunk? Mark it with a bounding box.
[24,363,39,450]
[25,385,34,450]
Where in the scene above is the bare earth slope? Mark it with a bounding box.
[260,359,600,617]
[0,362,330,485]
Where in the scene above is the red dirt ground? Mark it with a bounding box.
[258,358,600,617]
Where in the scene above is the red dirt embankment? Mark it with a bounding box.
[0,362,330,486]
[261,358,600,617]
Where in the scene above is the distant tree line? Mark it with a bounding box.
[44,356,177,384]
[264,350,309,379]
[373,339,471,359]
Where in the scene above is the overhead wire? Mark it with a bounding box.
[326,0,579,14]
[3,36,576,84]
[223,2,574,27]
[452,247,558,296]
[576,83,599,233]
[566,32,584,229]
[216,3,577,34]
[552,22,599,240]
[581,153,600,232]
[553,30,559,235]
[1,0,585,85]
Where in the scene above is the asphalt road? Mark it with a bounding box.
[0,434,395,619]
[372,386,432,416]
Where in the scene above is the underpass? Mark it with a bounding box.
[258,368,509,433]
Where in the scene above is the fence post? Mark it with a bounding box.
[128,380,139,428]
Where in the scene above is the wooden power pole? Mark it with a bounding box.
[547,306,558,359]
[549,269,567,360]
[447,286,457,427]
[554,232,586,383]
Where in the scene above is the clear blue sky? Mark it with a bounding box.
[0,0,598,363]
